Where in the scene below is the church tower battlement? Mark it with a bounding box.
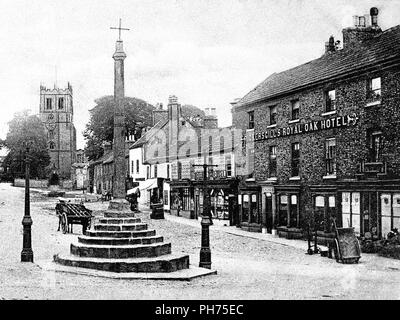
[39,83,77,179]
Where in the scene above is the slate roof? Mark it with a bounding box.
[235,25,400,108]
[130,119,169,149]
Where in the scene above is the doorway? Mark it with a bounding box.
[265,193,273,233]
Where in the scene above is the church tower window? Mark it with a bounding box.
[46,98,52,110]
[58,97,64,109]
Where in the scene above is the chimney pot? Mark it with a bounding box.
[325,35,336,53]
[168,95,178,105]
[370,7,379,26]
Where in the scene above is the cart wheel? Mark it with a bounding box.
[61,213,68,234]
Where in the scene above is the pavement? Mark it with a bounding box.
[2,183,400,299]
[163,213,308,251]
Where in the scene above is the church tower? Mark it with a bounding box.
[39,83,77,179]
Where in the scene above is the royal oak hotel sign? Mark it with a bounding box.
[254,113,359,141]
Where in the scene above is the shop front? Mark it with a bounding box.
[193,179,239,225]
[238,180,262,232]
[338,180,400,239]
[275,185,303,239]
[309,185,338,245]
[169,181,195,219]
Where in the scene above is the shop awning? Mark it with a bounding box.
[127,187,140,195]
[139,178,158,191]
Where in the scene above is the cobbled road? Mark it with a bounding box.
[1,182,400,300]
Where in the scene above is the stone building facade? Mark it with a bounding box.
[137,96,240,224]
[39,83,76,179]
[232,7,400,240]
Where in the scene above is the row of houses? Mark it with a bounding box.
[88,7,400,242]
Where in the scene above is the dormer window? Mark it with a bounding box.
[367,77,381,102]
[325,89,336,112]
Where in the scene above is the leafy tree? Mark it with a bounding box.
[181,104,205,119]
[83,96,155,161]
[3,111,51,179]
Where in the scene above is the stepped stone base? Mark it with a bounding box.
[39,259,217,280]
[54,253,190,273]
[85,229,157,238]
[70,242,172,259]
[77,235,164,246]
[51,205,213,277]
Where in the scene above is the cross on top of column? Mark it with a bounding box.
[110,18,130,41]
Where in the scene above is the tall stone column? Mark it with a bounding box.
[112,40,127,200]
[107,39,131,215]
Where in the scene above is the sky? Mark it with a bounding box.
[0,0,399,152]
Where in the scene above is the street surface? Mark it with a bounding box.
[1,182,400,300]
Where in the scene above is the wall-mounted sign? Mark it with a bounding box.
[254,113,359,142]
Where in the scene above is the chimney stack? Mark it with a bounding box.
[203,107,218,129]
[152,102,168,126]
[325,35,336,53]
[342,7,382,49]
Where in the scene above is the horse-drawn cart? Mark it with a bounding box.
[56,199,93,234]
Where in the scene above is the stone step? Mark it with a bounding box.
[77,235,164,246]
[54,253,190,273]
[94,223,148,232]
[98,218,141,225]
[85,229,156,238]
[104,210,136,218]
[70,242,172,259]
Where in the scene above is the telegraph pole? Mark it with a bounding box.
[192,160,217,269]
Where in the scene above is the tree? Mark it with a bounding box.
[3,110,51,179]
[181,104,206,119]
[83,96,155,161]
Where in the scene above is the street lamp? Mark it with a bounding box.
[21,144,33,262]
[192,158,217,269]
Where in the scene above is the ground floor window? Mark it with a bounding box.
[195,188,236,220]
[171,188,192,211]
[313,194,336,232]
[381,193,400,238]
[210,189,230,220]
[163,190,169,206]
[342,191,400,238]
[341,192,361,234]
[277,193,299,228]
[239,193,260,224]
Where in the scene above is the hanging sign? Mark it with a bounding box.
[254,113,359,142]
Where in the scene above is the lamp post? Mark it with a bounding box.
[21,145,33,262]
[192,159,217,269]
